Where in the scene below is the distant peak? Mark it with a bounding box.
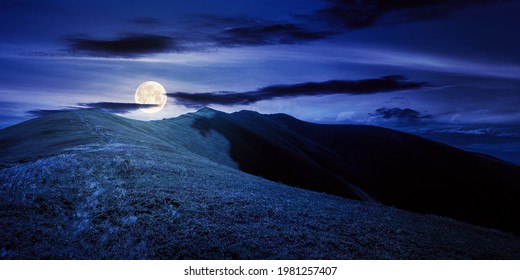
[197,106,218,113]
[193,106,222,117]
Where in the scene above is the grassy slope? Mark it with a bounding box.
[0,110,519,259]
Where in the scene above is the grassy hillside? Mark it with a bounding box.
[1,109,519,259]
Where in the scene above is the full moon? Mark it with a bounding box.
[135,81,167,114]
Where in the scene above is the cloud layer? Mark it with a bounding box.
[58,0,507,57]
[169,75,426,107]
[64,24,333,57]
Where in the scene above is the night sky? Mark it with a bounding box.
[1,0,520,164]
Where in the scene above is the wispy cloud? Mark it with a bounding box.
[213,23,335,47]
[325,46,520,80]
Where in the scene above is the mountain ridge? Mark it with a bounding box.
[183,108,520,235]
[1,108,520,259]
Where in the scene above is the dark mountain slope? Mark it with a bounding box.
[190,111,371,200]
[187,108,520,235]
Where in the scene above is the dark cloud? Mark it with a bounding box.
[78,102,159,113]
[315,0,508,29]
[214,23,335,46]
[169,75,426,107]
[370,107,432,121]
[65,34,176,57]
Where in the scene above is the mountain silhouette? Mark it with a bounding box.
[1,108,519,259]
[188,108,520,235]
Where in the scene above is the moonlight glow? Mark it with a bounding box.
[135,81,167,114]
